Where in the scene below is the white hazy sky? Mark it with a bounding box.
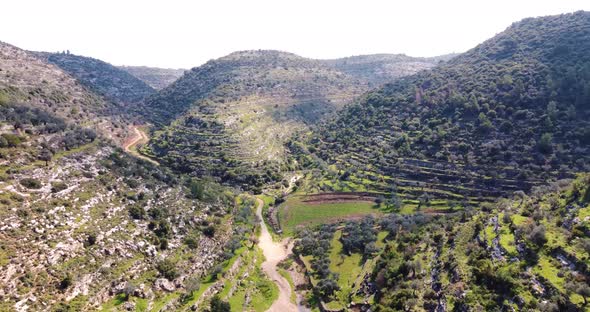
[0,0,588,69]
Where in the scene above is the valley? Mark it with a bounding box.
[0,9,590,312]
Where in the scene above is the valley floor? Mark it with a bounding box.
[123,126,159,166]
[255,198,299,312]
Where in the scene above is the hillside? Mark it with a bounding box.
[35,52,155,105]
[292,174,590,311]
[0,101,241,310]
[119,66,185,90]
[0,42,129,142]
[0,39,287,311]
[297,11,590,206]
[140,50,371,190]
[322,53,456,86]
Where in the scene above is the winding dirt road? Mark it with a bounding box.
[256,198,298,312]
[123,126,159,165]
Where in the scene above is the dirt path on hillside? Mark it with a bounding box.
[256,198,299,312]
[123,126,159,165]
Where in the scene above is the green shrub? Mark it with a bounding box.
[538,133,553,154]
[184,234,199,249]
[0,134,21,148]
[51,182,68,193]
[156,259,178,280]
[20,178,42,189]
[128,205,145,220]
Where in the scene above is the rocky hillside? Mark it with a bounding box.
[0,101,240,311]
[141,50,370,191]
[298,11,590,206]
[322,53,455,86]
[119,66,185,90]
[36,52,155,105]
[0,42,129,142]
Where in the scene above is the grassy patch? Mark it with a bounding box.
[279,196,382,236]
[221,247,278,312]
[499,225,517,255]
[278,269,296,304]
[512,214,530,226]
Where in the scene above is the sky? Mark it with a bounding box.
[0,0,588,69]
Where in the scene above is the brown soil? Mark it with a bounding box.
[300,192,378,205]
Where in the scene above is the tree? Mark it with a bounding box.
[211,265,223,280]
[122,282,136,301]
[190,179,205,200]
[38,148,53,166]
[156,259,178,280]
[248,234,259,248]
[547,101,558,121]
[317,277,339,298]
[527,225,547,247]
[185,277,201,294]
[59,274,73,290]
[579,238,590,255]
[209,295,230,312]
[1,134,21,147]
[567,281,590,305]
[128,205,146,220]
[538,133,553,154]
[184,234,199,249]
[477,112,493,134]
[181,276,201,303]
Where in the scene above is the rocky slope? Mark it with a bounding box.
[35,52,156,105]
[119,66,185,90]
[0,42,129,142]
[0,102,236,311]
[0,42,240,311]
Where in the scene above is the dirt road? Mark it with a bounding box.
[123,126,159,165]
[256,198,298,312]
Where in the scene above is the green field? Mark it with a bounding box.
[279,196,383,236]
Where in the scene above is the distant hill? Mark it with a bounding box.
[119,65,185,90]
[35,52,155,105]
[0,42,128,141]
[140,50,370,190]
[322,53,456,86]
[298,11,590,204]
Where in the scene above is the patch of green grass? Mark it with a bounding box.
[499,225,517,255]
[399,203,417,215]
[257,194,275,209]
[279,197,382,236]
[484,225,495,246]
[512,214,530,226]
[250,278,279,311]
[278,269,296,304]
[135,298,148,311]
[328,230,364,307]
[376,231,388,249]
[99,293,128,311]
[577,205,590,220]
[222,247,278,312]
[531,255,585,306]
[151,293,180,312]
[532,255,584,306]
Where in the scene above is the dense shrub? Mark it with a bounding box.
[20,178,42,189]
